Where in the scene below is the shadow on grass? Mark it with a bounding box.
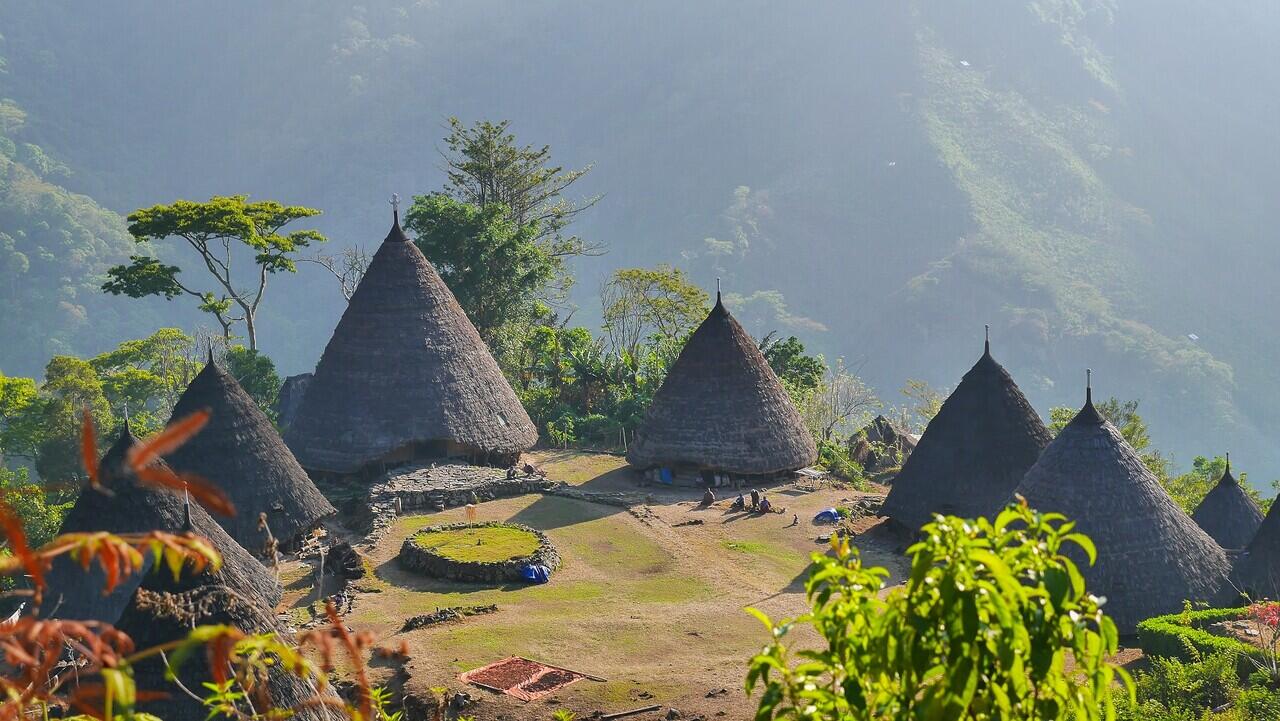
[372,557,539,596]
[508,490,627,531]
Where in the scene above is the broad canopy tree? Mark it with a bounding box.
[102,195,325,350]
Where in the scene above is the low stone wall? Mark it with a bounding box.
[363,464,557,543]
[397,522,560,584]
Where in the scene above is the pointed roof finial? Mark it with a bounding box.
[390,193,401,226]
[207,340,215,366]
[182,485,193,532]
[1086,368,1092,405]
[122,401,130,434]
[984,324,990,355]
[1226,451,1231,475]
[716,277,721,303]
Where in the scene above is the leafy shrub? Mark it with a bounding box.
[1136,607,1263,675]
[746,504,1132,720]
[815,439,866,486]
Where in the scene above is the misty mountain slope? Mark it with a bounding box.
[2,1,1279,477]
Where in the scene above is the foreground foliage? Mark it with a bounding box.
[747,504,1132,720]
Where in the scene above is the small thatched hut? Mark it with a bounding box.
[880,338,1051,531]
[626,293,816,485]
[1230,499,1280,600]
[1191,455,1263,551]
[849,415,917,475]
[285,211,537,478]
[166,354,335,551]
[115,583,335,721]
[38,423,281,622]
[1014,386,1230,632]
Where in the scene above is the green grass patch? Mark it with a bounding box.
[722,540,768,554]
[412,525,540,563]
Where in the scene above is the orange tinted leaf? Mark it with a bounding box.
[0,500,43,600]
[127,408,209,468]
[133,465,235,517]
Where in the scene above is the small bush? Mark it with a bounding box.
[1136,607,1264,676]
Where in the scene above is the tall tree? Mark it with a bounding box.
[441,118,602,300]
[404,194,552,342]
[600,265,709,362]
[102,196,325,350]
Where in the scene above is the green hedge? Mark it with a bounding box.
[1136,606,1265,675]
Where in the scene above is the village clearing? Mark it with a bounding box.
[279,450,910,720]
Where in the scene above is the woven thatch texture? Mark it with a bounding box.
[1230,498,1280,599]
[1014,401,1230,632]
[166,359,336,549]
[115,585,333,721]
[626,296,816,474]
[880,345,1051,531]
[38,426,281,623]
[285,220,537,474]
[1191,463,1263,550]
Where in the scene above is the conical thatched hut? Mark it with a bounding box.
[284,212,537,478]
[38,424,281,622]
[626,293,816,485]
[849,415,917,474]
[1191,455,1263,550]
[1014,386,1230,632]
[1230,499,1280,600]
[880,338,1051,531]
[115,582,335,721]
[166,355,335,551]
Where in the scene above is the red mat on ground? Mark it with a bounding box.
[459,656,588,701]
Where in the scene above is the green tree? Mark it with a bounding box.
[404,194,552,342]
[0,371,38,460]
[224,346,282,422]
[0,466,69,550]
[441,117,601,300]
[747,504,1132,720]
[102,196,325,350]
[88,327,200,429]
[760,334,827,398]
[601,265,710,362]
[31,356,113,485]
[895,378,947,434]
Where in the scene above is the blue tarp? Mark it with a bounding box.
[521,564,551,584]
[813,508,841,524]
[659,467,674,485]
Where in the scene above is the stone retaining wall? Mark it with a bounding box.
[397,522,560,584]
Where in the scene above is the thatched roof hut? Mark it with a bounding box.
[880,338,1052,531]
[166,355,335,550]
[626,293,816,476]
[1014,387,1230,632]
[849,415,917,474]
[38,424,281,623]
[284,213,537,475]
[1230,497,1280,600]
[1191,455,1263,550]
[115,584,335,721]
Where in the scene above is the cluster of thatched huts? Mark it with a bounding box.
[878,337,1280,632]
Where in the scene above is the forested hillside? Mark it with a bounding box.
[2,0,1280,478]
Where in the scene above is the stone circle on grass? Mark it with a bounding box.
[398,521,560,583]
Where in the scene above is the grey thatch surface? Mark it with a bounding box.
[166,358,336,549]
[880,342,1051,531]
[115,584,334,721]
[1014,396,1231,632]
[1191,459,1263,550]
[849,415,917,473]
[1230,495,1280,600]
[285,217,537,473]
[38,425,281,623]
[626,294,816,475]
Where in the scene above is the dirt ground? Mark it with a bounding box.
[277,451,1136,721]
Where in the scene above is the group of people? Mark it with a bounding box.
[709,487,780,514]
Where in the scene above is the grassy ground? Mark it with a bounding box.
[411,525,541,562]
[288,451,907,721]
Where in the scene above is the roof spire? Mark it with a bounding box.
[1226,451,1231,475]
[122,401,130,434]
[207,339,215,366]
[390,193,401,226]
[984,324,990,356]
[716,277,721,304]
[1086,368,1092,405]
[182,484,193,532]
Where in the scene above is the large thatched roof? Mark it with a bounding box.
[626,294,816,475]
[880,340,1052,531]
[166,356,335,550]
[285,215,537,473]
[38,424,281,623]
[1014,391,1230,632]
[115,584,334,721]
[1230,497,1280,600]
[1191,456,1263,550]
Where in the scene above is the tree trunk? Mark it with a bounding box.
[244,311,258,351]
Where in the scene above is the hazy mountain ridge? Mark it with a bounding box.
[2,1,1278,478]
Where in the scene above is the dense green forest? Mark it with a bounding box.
[2,1,1280,480]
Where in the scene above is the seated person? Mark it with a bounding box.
[730,493,746,511]
[701,488,716,506]
[759,496,773,514]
